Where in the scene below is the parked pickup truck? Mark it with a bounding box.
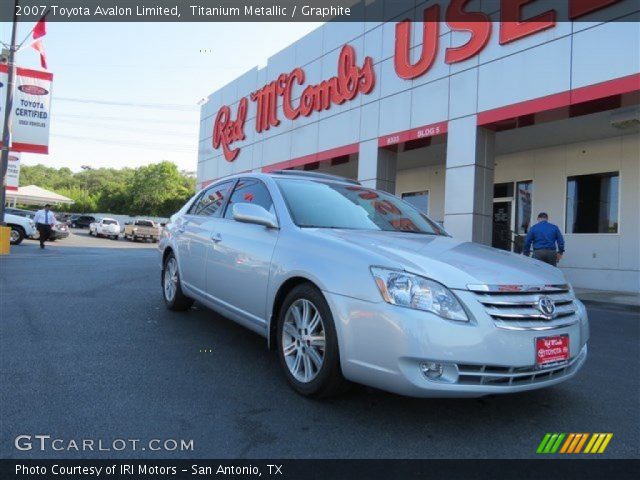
[5,212,36,245]
[89,218,121,240]
[124,219,161,243]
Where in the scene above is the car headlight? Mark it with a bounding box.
[370,267,468,322]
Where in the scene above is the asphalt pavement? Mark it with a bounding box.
[1,231,638,459]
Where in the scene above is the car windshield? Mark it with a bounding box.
[276,178,447,235]
[103,219,117,225]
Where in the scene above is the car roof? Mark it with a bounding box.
[267,170,361,185]
[210,170,360,187]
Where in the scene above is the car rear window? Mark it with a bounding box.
[103,219,117,225]
[136,221,154,227]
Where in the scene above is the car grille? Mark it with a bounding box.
[456,346,587,386]
[467,284,579,331]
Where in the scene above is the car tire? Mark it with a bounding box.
[276,283,347,398]
[162,252,194,311]
[9,226,25,245]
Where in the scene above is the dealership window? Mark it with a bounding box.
[566,172,619,233]
[191,180,234,217]
[224,179,275,219]
[493,182,514,199]
[514,181,533,235]
[401,191,429,214]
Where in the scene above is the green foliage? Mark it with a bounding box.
[19,161,196,216]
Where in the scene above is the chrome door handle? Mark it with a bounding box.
[210,233,222,243]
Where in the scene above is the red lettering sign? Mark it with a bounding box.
[500,0,556,45]
[445,0,492,64]
[570,0,621,19]
[211,0,623,161]
[252,44,375,133]
[212,44,375,160]
[394,5,440,80]
[212,97,248,162]
[394,0,621,79]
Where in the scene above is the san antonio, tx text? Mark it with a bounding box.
[16,463,284,476]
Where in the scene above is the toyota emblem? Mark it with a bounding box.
[537,296,557,319]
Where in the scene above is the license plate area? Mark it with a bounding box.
[535,334,570,369]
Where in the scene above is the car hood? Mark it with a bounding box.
[314,229,565,289]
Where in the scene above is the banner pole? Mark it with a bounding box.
[0,0,20,226]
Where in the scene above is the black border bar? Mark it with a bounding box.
[1,0,639,22]
[3,459,640,480]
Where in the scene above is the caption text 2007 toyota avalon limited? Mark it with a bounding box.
[159,171,588,398]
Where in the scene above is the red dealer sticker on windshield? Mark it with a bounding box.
[536,335,570,367]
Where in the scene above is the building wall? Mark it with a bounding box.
[395,133,640,292]
[197,2,640,292]
[198,6,640,182]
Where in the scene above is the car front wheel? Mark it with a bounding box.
[9,226,25,245]
[162,252,194,311]
[277,284,347,398]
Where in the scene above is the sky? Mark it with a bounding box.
[0,21,321,173]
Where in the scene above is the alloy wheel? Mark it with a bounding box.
[282,298,326,383]
[164,257,178,302]
[10,229,20,243]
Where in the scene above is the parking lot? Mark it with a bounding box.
[1,231,638,459]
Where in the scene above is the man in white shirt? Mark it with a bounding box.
[33,204,56,249]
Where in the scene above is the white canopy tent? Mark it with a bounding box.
[5,185,74,207]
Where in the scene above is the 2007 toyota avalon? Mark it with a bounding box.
[159,171,588,398]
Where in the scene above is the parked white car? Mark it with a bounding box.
[5,212,36,245]
[89,218,121,239]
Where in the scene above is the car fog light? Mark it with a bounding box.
[420,362,443,379]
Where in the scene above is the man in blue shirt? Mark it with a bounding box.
[523,212,565,266]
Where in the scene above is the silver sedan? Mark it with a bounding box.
[159,171,588,398]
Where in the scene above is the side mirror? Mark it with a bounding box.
[233,203,278,229]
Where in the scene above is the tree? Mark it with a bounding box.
[18,162,195,217]
[128,161,195,217]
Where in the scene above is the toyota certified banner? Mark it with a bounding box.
[0,65,53,154]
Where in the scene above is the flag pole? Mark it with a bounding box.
[0,0,20,226]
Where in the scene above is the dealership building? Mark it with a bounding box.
[198,1,640,293]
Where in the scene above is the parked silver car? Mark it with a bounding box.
[159,171,588,398]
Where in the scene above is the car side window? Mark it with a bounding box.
[191,181,234,217]
[224,179,275,219]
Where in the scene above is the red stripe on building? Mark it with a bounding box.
[262,143,359,173]
[6,186,18,191]
[478,73,640,126]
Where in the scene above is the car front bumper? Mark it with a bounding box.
[51,230,70,239]
[324,291,589,398]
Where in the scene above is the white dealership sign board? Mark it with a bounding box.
[0,65,53,154]
[7,152,20,191]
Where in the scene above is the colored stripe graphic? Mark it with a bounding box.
[597,434,613,453]
[574,433,589,453]
[560,433,575,453]
[539,433,612,454]
[584,433,614,454]
[537,433,565,453]
[537,434,552,453]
